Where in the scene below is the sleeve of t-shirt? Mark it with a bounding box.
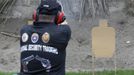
[61,25,71,42]
[66,25,71,42]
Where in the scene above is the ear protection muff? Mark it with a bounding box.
[33,9,39,22]
[56,11,66,24]
[33,9,66,24]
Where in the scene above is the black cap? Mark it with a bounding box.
[37,0,62,15]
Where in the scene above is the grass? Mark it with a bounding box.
[0,72,13,75]
[67,70,134,75]
[0,70,134,75]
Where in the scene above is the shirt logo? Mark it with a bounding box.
[31,33,39,43]
[22,33,29,42]
[42,32,50,43]
[21,45,58,54]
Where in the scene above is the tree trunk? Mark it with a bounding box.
[59,0,110,20]
[124,0,134,16]
[80,0,109,19]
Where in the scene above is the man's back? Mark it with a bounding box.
[20,22,71,75]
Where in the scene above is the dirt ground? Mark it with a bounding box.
[0,0,134,72]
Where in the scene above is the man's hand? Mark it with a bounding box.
[60,20,68,25]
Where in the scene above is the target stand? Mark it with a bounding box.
[91,19,116,75]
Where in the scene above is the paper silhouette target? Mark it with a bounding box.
[92,20,116,58]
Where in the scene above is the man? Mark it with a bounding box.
[20,0,71,75]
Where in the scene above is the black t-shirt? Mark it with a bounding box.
[20,22,71,75]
